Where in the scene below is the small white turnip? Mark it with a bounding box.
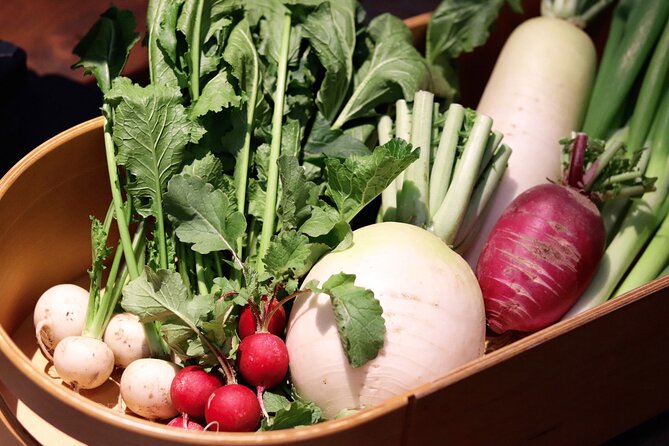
[120,358,180,420]
[52,335,115,390]
[33,284,89,356]
[103,312,151,368]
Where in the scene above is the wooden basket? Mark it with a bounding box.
[0,11,668,446]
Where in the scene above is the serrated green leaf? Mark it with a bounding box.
[299,205,340,238]
[278,156,319,229]
[262,400,323,431]
[263,230,312,277]
[191,69,242,117]
[109,79,192,219]
[304,113,371,163]
[319,273,385,368]
[181,152,225,189]
[72,6,139,92]
[224,18,261,104]
[302,0,356,122]
[121,268,212,326]
[333,14,428,127]
[165,174,246,254]
[147,0,183,88]
[263,391,291,413]
[325,139,418,222]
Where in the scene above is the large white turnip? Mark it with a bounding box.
[286,222,485,419]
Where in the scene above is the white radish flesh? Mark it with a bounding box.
[120,358,180,420]
[286,222,485,419]
[52,336,115,390]
[33,284,89,355]
[103,313,151,368]
[465,16,596,267]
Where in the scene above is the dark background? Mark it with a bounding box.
[0,0,667,443]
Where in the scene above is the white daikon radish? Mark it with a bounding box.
[286,222,485,419]
[465,15,597,267]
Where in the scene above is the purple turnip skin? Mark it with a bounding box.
[476,183,605,333]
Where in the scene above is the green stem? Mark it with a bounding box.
[195,252,209,295]
[189,0,205,102]
[565,82,669,318]
[102,108,139,279]
[397,91,433,226]
[233,41,260,259]
[256,12,291,273]
[626,14,669,153]
[432,114,493,245]
[84,221,148,338]
[429,103,465,214]
[582,0,669,139]
[378,115,396,221]
[177,242,192,295]
[393,99,412,191]
[454,143,512,252]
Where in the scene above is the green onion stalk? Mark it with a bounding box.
[378,90,511,253]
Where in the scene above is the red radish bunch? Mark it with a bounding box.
[476,134,607,333]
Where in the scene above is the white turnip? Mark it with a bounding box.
[120,358,180,420]
[286,222,485,419]
[52,335,115,390]
[103,312,151,368]
[33,284,89,357]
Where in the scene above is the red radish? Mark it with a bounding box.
[476,134,606,333]
[238,297,287,340]
[237,331,289,419]
[237,332,289,390]
[170,365,223,418]
[167,414,204,431]
[204,384,261,432]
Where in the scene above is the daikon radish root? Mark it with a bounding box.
[465,14,597,267]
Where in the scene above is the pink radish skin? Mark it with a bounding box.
[476,183,604,333]
[238,298,287,340]
[237,332,289,389]
[204,384,261,432]
[170,365,223,418]
[167,414,204,431]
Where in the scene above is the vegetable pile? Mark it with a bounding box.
[35,0,430,431]
[29,0,669,437]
